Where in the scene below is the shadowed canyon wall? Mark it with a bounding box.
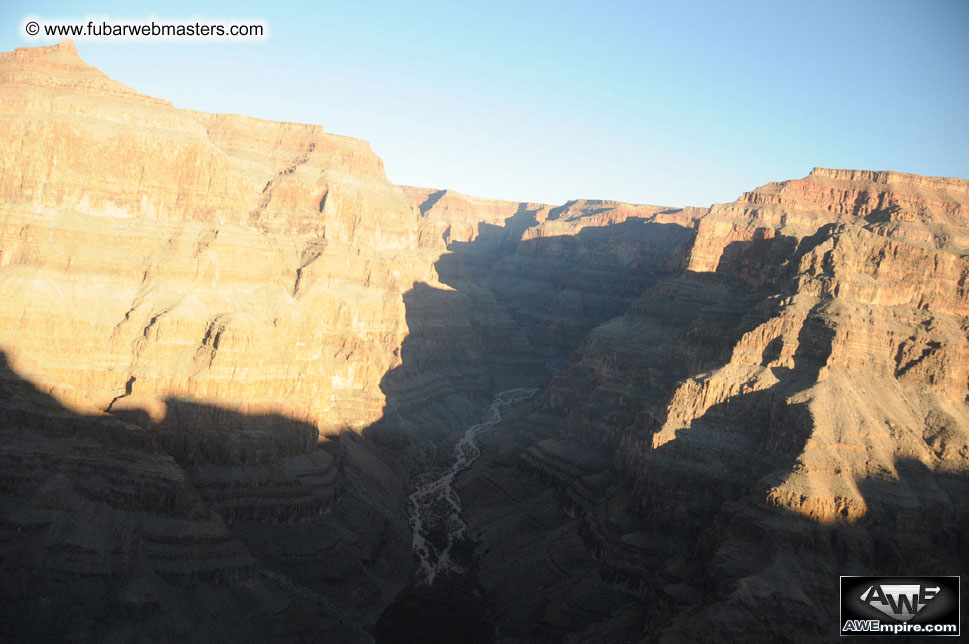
[1,41,967,643]
[0,40,546,642]
[458,168,969,641]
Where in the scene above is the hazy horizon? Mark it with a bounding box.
[4,0,967,207]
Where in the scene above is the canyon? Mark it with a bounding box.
[0,40,967,643]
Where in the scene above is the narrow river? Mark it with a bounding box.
[408,387,538,585]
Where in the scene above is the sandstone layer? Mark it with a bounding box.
[0,41,547,642]
[405,187,702,363]
[3,40,451,436]
[459,167,969,642]
[1,39,968,644]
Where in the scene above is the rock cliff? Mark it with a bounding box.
[1,40,967,644]
[460,167,969,641]
[1,40,433,437]
[0,41,544,641]
[405,187,702,363]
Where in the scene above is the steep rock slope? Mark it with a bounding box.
[0,352,375,642]
[462,168,969,642]
[0,41,545,641]
[405,187,702,363]
[3,39,967,644]
[2,40,436,434]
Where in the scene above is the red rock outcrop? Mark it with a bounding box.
[461,168,969,642]
[0,41,543,641]
[405,187,702,362]
[2,39,968,644]
[0,40,533,442]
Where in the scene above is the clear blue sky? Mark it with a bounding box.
[3,0,968,207]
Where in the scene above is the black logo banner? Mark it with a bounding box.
[841,576,960,637]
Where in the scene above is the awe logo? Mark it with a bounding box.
[859,583,939,621]
[840,576,960,637]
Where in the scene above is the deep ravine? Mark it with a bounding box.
[407,387,538,585]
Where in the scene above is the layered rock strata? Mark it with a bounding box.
[0,40,544,440]
[405,187,703,362]
[461,168,969,642]
[2,39,968,644]
[0,41,545,641]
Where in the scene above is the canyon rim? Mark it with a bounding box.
[0,39,967,643]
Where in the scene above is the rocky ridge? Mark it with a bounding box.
[459,167,969,641]
[0,40,966,644]
[405,187,702,362]
[0,41,544,642]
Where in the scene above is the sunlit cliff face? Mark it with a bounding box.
[0,40,453,437]
[1,39,968,644]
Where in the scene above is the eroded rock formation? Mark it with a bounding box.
[0,41,544,642]
[1,40,967,644]
[405,187,702,362]
[460,167,969,641]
